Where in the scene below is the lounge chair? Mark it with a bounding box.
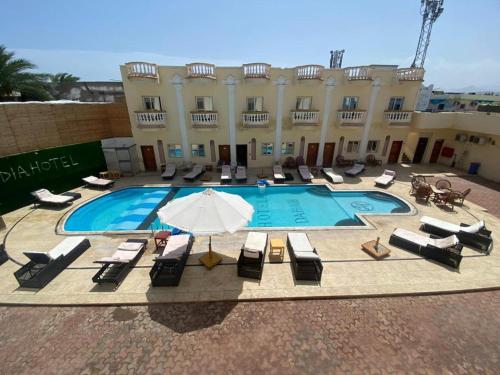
[273,165,286,184]
[82,176,114,189]
[235,166,247,182]
[161,163,176,180]
[322,168,344,183]
[374,169,396,187]
[92,239,148,286]
[389,228,462,269]
[298,165,313,182]
[420,216,493,254]
[14,236,91,288]
[237,232,268,280]
[150,234,193,286]
[336,154,355,167]
[345,163,365,177]
[31,188,74,207]
[183,164,204,181]
[414,183,432,203]
[287,232,323,281]
[220,165,232,184]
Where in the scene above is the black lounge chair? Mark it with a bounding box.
[237,232,268,280]
[297,165,313,182]
[14,236,91,288]
[273,165,286,184]
[161,163,177,180]
[183,164,204,182]
[389,228,463,269]
[419,216,493,254]
[150,234,193,286]
[31,188,74,207]
[287,232,323,281]
[92,239,148,286]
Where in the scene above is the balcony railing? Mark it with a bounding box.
[191,111,218,128]
[125,62,159,80]
[384,111,413,123]
[344,66,372,80]
[135,111,166,128]
[291,110,320,125]
[337,110,366,125]
[242,112,270,127]
[296,65,323,80]
[395,67,424,81]
[242,63,271,79]
[186,63,216,79]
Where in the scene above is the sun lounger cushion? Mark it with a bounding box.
[221,165,231,180]
[83,176,113,186]
[287,233,320,260]
[298,165,313,180]
[23,252,53,264]
[161,164,176,177]
[461,220,485,233]
[273,166,285,179]
[420,216,484,234]
[392,228,458,248]
[243,232,267,259]
[158,234,191,260]
[32,189,73,204]
[48,236,88,258]
[184,165,203,179]
[235,166,246,179]
[345,163,365,176]
[118,241,144,251]
[322,168,344,183]
[96,241,145,264]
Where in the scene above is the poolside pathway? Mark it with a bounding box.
[0,291,498,374]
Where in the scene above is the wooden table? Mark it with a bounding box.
[99,171,110,179]
[270,238,285,262]
[361,239,390,260]
[154,230,171,251]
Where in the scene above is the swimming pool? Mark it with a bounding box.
[63,185,413,232]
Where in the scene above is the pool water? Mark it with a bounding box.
[64,185,412,232]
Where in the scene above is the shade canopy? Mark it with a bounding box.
[157,188,254,235]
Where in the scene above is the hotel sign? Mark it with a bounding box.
[0,155,79,184]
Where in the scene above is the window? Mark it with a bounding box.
[366,140,379,153]
[281,142,295,155]
[196,96,213,111]
[191,144,206,157]
[296,97,312,110]
[261,143,273,155]
[437,103,445,110]
[247,97,263,112]
[168,144,183,158]
[143,96,161,111]
[388,97,404,111]
[346,141,360,153]
[342,96,358,110]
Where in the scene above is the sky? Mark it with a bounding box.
[1,0,500,91]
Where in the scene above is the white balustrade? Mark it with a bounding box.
[384,111,413,123]
[242,63,271,79]
[126,62,158,79]
[135,111,166,128]
[343,66,372,80]
[191,112,218,127]
[337,110,366,124]
[291,111,320,125]
[242,112,270,127]
[395,68,424,81]
[186,63,216,79]
[296,65,323,80]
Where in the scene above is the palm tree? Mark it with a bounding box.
[0,45,53,101]
[48,72,80,99]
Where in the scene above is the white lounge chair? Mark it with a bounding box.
[298,165,313,182]
[345,163,365,177]
[374,169,396,187]
[238,232,268,279]
[82,176,114,189]
[31,189,74,207]
[273,165,285,183]
[286,232,323,281]
[161,163,176,180]
[220,165,232,184]
[183,164,204,181]
[322,168,344,183]
[235,166,247,182]
[420,216,493,253]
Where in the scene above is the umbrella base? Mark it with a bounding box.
[199,252,222,270]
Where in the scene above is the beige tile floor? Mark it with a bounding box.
[1,163,498,305]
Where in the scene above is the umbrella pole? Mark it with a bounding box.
[200,234,222,270]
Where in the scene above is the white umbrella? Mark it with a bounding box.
[157,188,254,269]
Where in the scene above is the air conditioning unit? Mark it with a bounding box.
[455,134,467,142]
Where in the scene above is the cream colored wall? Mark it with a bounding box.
[121,65,423,170]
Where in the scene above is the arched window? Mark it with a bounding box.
[299,136,305,158]
[210,140,216,162]
[251,138,256,160]
[382,135,391,156]
[338,136,345,155]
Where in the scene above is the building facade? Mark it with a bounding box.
[428,92,500,112]
[120,62,424,171]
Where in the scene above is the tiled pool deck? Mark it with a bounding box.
[1,164,499,305]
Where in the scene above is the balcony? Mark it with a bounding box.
[344,66,372,81]
[241,112,270,128]
[395,67,424,81]
[291,110,320,125]
[125,62,159,80]
[135,111,166,129]
[191,111,218,128]
[186,63,216,79]
[337,110,366,126]
[242,63,271,79]
[296,65,323,80]
[384,111,413,124]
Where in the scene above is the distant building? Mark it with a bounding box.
[56,81,125,103]
[415,84,433,111]
[427,91,500,112]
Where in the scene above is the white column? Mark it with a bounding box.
[316,77,337,167]
[359,78,382,160]
[273,76,288,163]
[171,74,190,162]
[223,75,238,167]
